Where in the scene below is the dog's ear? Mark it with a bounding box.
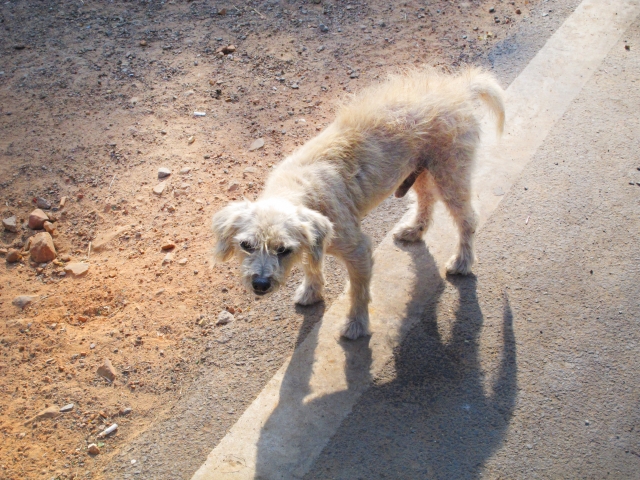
[298,207,333,264]
[211,201,251,262]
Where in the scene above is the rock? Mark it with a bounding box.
[119,407,132,416]
[218,45,236,54]
[158,167,171,178]
[179,167,192,174]
[3,216,18,233]
[59,196,67,209]
[162,252,173,265]
[249,138,265,151]
[188,136,196,144]
[30,232,56,262]
[43,221,56,235]
[319,24,329,32]
[228,182,240,193]
[24,405,60,425]
[64,262,90,277]
[217,310,235,325]
[28,209,49,230]
[153,182,167,195]
[12,295,37,308]
[88,444,100,455]
[489,6,495,12]
[97,359,117,382]
[140,39,148,47]
[243,167,257,175]
[93,226,129,252]
[161,241,176,251]
[60,403,74,413]
[6,249,21,263]
[178,258,188,265]
[36,198,51,210]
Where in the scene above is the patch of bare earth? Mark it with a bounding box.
[0,0,536,478]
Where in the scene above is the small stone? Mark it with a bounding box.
[188,136,196,144]
[489,7,495,12]
[179,167,192,174]
[3,216,18,233]
[515,8,522,14]
[153,182,167,195]
[43,221,56,234]
[249,138,265,151]
[28,209,49,230]
[219,45,236,54]
[119,407,133,416]
[290,83,299,89]
[36,198,51,210]
[178,258,188,265]
[59,196,67,208]
[228,182,240,193]
[625,44,631,51]
[60,403,75,413]
[24,405,60,425]
[319,24,329,32]
[90,343,96,349]
[140,40,147,47]
[162,252,174,265]
[158,167,171,178]
[64,262,90,277]
[217,310,235,325]
[6,249,22,263]
[88,444,100,455]
[12,295,37,309]
[97,359,117,382]
[243,167,257,174]
[350,72,359,79]
[161,241,176,251]
[30,232,56,262]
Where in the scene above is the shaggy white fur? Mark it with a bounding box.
[212,67,505,339]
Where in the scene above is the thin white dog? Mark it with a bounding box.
[212,67,504,339]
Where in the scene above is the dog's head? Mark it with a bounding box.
[211,199,333,296]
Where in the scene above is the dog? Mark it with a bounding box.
[212,67,505,340]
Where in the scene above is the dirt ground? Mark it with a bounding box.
[0,0,536,478]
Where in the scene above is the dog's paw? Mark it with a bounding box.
[340,317,371,340]
[393,224,425,243]
[445,254,473,275]
[294,283,324,305]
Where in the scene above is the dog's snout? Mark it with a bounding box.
[252,276,271,293]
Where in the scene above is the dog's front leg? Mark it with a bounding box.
[340,235,373,340]
[294,255,325,305]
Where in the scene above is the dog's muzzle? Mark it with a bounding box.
[251,276,272,295]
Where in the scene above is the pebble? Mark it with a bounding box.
[30,232,56,262]
[217,310,235,325]
[36,198,51,210]
[140,40,147,47]
[97,359,117,382]
[158,167,171,178]
[64,262,90,277]
[178,258,188,265]
[59,196,67,208]
[3,216,18,232]
[162,252,174,265]
[88,444,100,455]
[153,182,167,195]
[6,249,22,263]
[489,6,495,12]
[249,138,265,151]
[290,83,299,89]
[161,241,176,251]
[228,182,240,193]
[188,136,196,144]
[43,221,56,235]
[12,295,37,309]
[243,166,257,174]
[60,403,75,413]
[119,407,133,416]
[28,209,49,230]
[319,24,329,32]
[179,167,192,174]
[218,45,236,54]
[24,405,60,425]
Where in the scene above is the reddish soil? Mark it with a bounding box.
[0,0,534,478]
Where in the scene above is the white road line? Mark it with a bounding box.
[192,1,640,478]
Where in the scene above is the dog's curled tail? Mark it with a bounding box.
[466,68,505,135]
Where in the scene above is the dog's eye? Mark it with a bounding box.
[240,241,255,253]
[276,246,292,256]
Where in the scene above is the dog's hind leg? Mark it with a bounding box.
[339,234,373,340]
[437,153,477,275]
[294,255,325,305]
[393,170,438,243]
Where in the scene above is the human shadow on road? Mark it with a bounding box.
[305,273,518,479]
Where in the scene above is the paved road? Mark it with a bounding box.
[305,12,640,480]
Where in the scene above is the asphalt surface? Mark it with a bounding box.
[304,11,640,480]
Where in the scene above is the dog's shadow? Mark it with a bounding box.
[254,241,517,479]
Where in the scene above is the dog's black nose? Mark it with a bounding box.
[252,277,271,293]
